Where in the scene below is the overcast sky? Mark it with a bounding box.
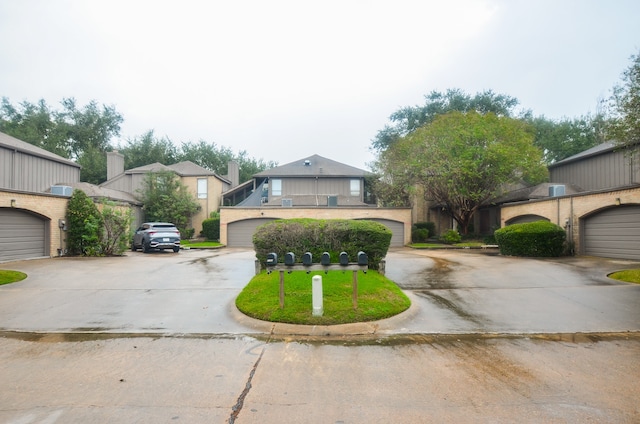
[1,0,638,170]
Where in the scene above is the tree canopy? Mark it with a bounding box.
[371,89,520,151]
[607,49,640,146]
[0,97,123,183]
[378,111,547,234]
[137,171,201,236]
[525,114,606,163]
[0,97,275,185]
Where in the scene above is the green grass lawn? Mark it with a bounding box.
[181,240,223,248]
[0,270,27,286]
[236,270,411,325]
[608,269,640,284]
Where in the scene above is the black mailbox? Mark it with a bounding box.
[357,251,368,266]
[302,252,313,266]
[284,252,296,266]
[266,252,278,267]
[339,251,349,266]
[321,252,331,266]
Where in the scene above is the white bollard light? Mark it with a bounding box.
[312,275,323,316]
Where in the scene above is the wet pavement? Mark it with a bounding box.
[1,247,638,336]
[1,248,639,423]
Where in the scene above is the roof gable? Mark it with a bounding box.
[168,161,222,178]
[126,162,173,174]
[549,141,620,168]
[254,154,369,178]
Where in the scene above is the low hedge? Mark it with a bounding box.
[253,218,392,270]
[494,220,566,257]
[201,216,220,241]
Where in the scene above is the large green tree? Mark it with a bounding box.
[607,50,640,146]
[137,171,201,236]
[372,89,520,151]
[118,130,179,170]
[526,113,606,163]
[380,111,547,234]
[0,97,123,183]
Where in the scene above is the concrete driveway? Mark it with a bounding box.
[1,248,639,423]
[0,247,639,335]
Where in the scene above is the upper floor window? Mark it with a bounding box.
[197,178,207,199]
[350,179,360,196]
[271,179,282,196]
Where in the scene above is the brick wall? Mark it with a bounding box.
[500,186,640,254]
[220,207,412,245]
[0,190,69,256]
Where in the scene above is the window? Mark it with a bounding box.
[197,178,207,199]
[271,179,282,196]
[350,179,360,196]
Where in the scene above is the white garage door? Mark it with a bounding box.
[0,208,47,261]
[583,205,640,260]
[365,219,405,247]
[227,218,277,247]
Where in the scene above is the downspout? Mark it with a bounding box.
[569,195,575,255]
[11,149,16,189]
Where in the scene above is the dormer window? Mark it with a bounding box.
[304,160,311,166]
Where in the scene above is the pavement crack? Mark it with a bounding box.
[228,344,266,423]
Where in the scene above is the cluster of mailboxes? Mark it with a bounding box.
[266,251,368,267]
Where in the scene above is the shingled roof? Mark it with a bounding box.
[253,154,369,178]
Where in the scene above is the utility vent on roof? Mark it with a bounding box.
[282,199,293,207]
[304,160,311,166]
[549,185,566,197]
[51,185,72,196]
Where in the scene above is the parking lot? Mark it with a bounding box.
[1,248,639,423]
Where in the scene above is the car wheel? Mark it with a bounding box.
[142,241,150,253]
[173,246,180,253]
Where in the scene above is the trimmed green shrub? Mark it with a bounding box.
[201,216,220,241]
[494,220,566,257]
[253,218,392,270]
[414,221,436,236]
[440,229,461,244]
[412,227,429,243]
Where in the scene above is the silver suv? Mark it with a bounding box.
[131,222,181,253]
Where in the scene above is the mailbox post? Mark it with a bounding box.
[312,275,323,316]
[264,251,368,310]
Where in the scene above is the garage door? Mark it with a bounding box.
[227,218,277,247]
[0,208,47,261]
[583,205,640,260]
[365,219,405,247]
